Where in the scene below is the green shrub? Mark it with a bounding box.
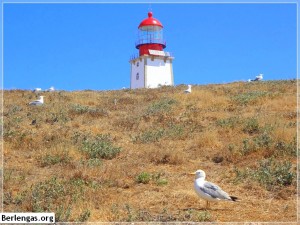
[216,117,240,128]
[275,136,297,157]
[31,177,66,212]
[182,209,212,222]
[243,117,260,134]
[4,105,23,116]
[232,91,269,105]
[253,132,273,149]
[233,167,251,184]
[40,152,70,167]
[56,205,72,222]
[71,104,89,114]
[197,210,211,222]
[167,124,184,138]
[152,172,168,186]
[131,124,186,144]
[253,158,295,190]
[70,104,108,117]
[234,159,295,190]
[136,172,151,184]
[156,178,168,186]
[86,158,102,167]
[81,134,121,160]
[241,138,256,155]
[135,172,168,186]
[152,173,168,186]
[131,129,165,143]
[47,110,70,124]
[145,98,177,116]
[242,138,250,154]
[24,176,89,221]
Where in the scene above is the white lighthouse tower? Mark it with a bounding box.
[130,11,174,89]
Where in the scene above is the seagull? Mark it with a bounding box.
[248,74,263,82]
[46,86,55,92]
[255,74,263,81]
[29,96,44,106]
[190,169,239,209]
[184,85,192,93]
[33,88,42,93]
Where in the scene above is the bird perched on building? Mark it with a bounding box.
[190,169,239,209]
[184,85,192,93]
[29,96,44,106]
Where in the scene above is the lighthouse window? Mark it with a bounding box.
[136,73,139,80]
[136,62,139,67]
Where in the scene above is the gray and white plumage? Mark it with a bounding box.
[46,86,55,92]
[33,88,42,93]
[248,73,263,82]
[184,85,192,93]
[190,169,239,208]
[255,74,263,81]
[29,96,44,106]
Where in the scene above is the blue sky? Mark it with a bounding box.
[3,2,297,91]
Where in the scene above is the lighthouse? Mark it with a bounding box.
[130,11,174,89]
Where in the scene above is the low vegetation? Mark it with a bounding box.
[3,80,297,222]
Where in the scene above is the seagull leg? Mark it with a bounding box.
[206,201,210,209]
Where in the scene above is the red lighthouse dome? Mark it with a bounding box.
[136,11,166,56]
[138,12,163,29]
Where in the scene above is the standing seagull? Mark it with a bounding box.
[33,88,42,93]
[184,85,192,93]
[248,73,263,82]
[29,96,44,106]
[46,86,55,92]
[190,169,239,209]
[255,74,263,81]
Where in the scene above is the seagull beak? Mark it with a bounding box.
[189,172,196,175]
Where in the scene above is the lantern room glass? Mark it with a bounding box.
[136,26,166,47]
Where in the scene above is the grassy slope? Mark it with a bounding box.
[3,80,297,222]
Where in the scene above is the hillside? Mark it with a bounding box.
[3,80,297,222]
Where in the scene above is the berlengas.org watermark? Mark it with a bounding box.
[0,213,55,223]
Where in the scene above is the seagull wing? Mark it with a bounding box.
[198,181,231,200]
[29,100,42,105]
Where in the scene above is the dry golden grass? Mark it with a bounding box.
[3,80,297,222]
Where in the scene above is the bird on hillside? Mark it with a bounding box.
[248,73,263,82]
[29,96,44,106]
[31,119,37,125]
[33,88,42,93]
[190,169,239,209]
[46,86,55,92]
[184,85,192,93]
